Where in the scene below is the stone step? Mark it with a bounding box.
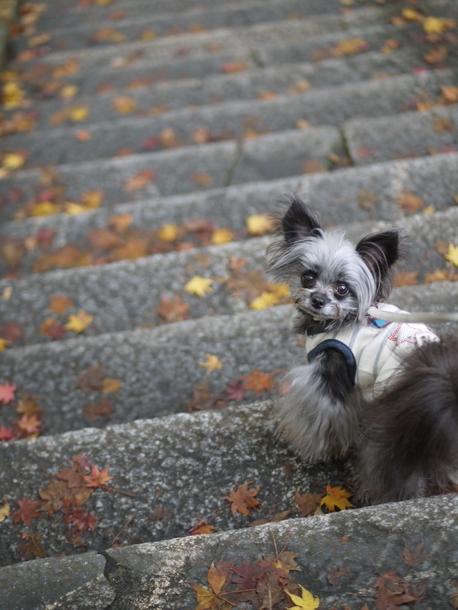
[27,0,346,31]
[3,48,427,134]
[0,399,354,568]
[0,126,344,221]
[2,493,454,608]
[2,101,458,220]
[12,0,354,54]
[0,208,457,347]
[1,152,458,279]
[2,69,452,168]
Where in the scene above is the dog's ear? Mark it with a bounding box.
[356,229,406,299]
[282,195,322,244]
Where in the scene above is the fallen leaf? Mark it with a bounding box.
[287,585,320,610]
[401,541,432,569]
[1,323,23,344]
[211,228,234,245]
[225,379,245,402]
[0,339,9,351]
[65,310,94,333]
[185,275,213,297]
[246,213,274,236]
[393,270,419,287]
[327,566,353,586]
[76,365,106,392]
[112,96,136,113]
[190,172,213,186]
[433,116,454,133]
[125,169,155,192]
[358,188,379,211]
[156,294,190,323]
[109,212,133,232]
[64,508,97,532]
[16,394,42,417]
[396,191,424,213]
[402,8,424,22]
[101,378,122,394]
[69,105,90,122]
[424,46,448,64]
[220,61,249,73]
[20,531,46,559]
[13,497,44,526]
[294,491,323,517]
[39,318,66,340]
[16,413,42,438]
[188,518,216,535]
[226,482,262,516]
[49,294,74,315]
[2,152,26,171]
[83,465,114,488]
[157,224,179,242]
[444,244,458,267]
[0,499,10,522]
[240,370,276,395]
[0,382,16,405]
[320,484,354,511]
[84,398,114,421]
[198,354,222,374]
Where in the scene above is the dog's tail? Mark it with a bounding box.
[357,335,458,504]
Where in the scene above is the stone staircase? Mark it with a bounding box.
[0,0,458,607]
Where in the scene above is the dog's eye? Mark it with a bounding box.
[336,283,349,296]
[301,271,316,287]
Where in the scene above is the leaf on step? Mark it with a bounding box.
[220,61,249,73]
[188,518,217,536]
[185,275,213,297]
[224,379,245,402]
[401,540,432,569]
[124,169,156,192]
[320,484,354,512]
[20,531,46,560]
[101,378,122,394]
[64,508,97,532]
[358,187,379,211]
[286,585,320,610]
[245,213,274,236]
[240,370,276,395]
[190,172,213,186]
[424,268,458,283]
[16,394,42,417]
[49,294,74,316]
[0,425,15,441]
[13,497,44,526]
[84,398,114,421]
[0,323,24,344]
[226,482,261,516]
[424,46,448,64]
[156,294,190,323]
[0,381,16,405]
[83,465,114,488]
[294,490,323,517]
[16,413,42,438]
[444,243,458,267]
[0,498,10,522]
[65,310,94,333]
[157,223,179,242]
[0,338,9,351]
[393,270,418,287]
[198,354,222,374]
[109,212,134,232]
[211,228,234,245]
[331,37,368,56]
[327,566,353,586]
[76,365,106,392]
[38,479,69,515]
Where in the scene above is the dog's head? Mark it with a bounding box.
[266,196,406,331]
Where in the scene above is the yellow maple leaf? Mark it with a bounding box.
[320,484,354,512]
[287,585,320,610]
[65,202,88,216]
[250,291,279,310]
[60,85,79,99]
[2,153,25,171]
[0,499,10,523]
[185,276,213,297]
[65,310,94,333]
[444,244,458,267]
[101,378,123,394]
[402,8,424,22]
[0,339,10,351]
[211,228,234,245]
[112,96,136,114]
[246,214,274,236]
[157,224,179,242]
[2,81,25,108]
[423,16,446,34]
[198,354,222,374]
[69,105,90,122]
[30,201,61,217]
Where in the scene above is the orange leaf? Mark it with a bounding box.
[240,370,276,395]
[226,482,262,516]
[190,172,213,186]
[125,169,156,192]
[320,485,354,512]
[49,294,74,316]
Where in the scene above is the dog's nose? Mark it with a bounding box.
[311,294,327,309]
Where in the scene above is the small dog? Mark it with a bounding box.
[267,195,458,504]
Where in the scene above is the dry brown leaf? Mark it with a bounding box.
[226,482,262,516]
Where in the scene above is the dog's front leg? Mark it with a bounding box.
[276,349,358,462]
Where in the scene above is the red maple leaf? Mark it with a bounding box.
[0,382,17,405]
[0,323,24,344]
[64,508,97,532]
[13,497,44,526]
[71,453,93,470]
[83,465,114,488]
[225,379,245,402]
[56,464,85,488]
[0,425,15,441]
